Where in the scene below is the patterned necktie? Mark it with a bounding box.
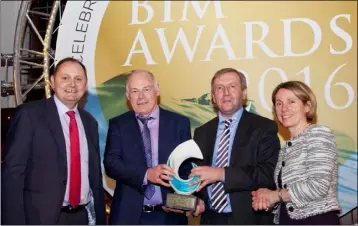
[211,119,232,213]
[138,116,155,199]
[66,111,81,208]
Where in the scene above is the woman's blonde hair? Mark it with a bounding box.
[271,81,317,121]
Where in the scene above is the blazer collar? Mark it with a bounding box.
[230,110,251,165]
[158,107,170,165]
[44,97,67,169]
[202,117,219,166]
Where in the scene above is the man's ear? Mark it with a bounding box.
[211,91,216,104]
[155,84,160,97]
[50,75,54,88]
[242,88,248,101]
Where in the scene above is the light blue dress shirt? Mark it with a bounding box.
[207,107,244,213]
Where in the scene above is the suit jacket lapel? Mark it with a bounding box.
[129,111,147,165]
[158,107,170,165]
[230,110,251,166]
[203,118,219,166]
[44,97,67,169]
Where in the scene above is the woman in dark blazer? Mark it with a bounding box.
[251,81,341,224]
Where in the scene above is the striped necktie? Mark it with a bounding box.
[211,119,232,213]
[138,116,155,199]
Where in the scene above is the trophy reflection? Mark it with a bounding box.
[165,139,203,211]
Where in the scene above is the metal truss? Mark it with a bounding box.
[1,0,64,106]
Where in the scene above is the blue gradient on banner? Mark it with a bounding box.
[84,88,108,157]
[338,153,358,214]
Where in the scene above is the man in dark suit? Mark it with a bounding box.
[1,57,106,225]
[189,68,280,224]
[103,69,191,225]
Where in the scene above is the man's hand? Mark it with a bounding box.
[162,198,205,217]
[147,164,175,187]
[188,166,225,192]
[251,188,278,211]
[191,198,205,217]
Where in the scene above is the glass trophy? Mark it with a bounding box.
[165,139,203,211]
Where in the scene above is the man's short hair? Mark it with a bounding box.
[125,69,158,90]
[53,57,87,78]
[211,68,247,91]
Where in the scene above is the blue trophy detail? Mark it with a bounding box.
[165,139,203,210]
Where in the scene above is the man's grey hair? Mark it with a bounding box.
[125,69,159,91]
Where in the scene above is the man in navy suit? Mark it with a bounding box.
[189,68,280,224]
[104,69,191,225]
[1,58,106,225]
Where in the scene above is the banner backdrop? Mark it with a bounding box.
[55,1,357,214]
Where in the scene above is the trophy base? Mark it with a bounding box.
[165,193,197,211]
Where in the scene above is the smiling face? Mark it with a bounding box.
[274,88,311,131]
[212,72,247,118]
[50,61,87,109]
[126,71,159,116]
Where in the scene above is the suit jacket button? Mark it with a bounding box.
[288,206,294,212]
[282,161,285,167]
[63,180,66,185]
[283,184,287,189]
[287,141,292,147]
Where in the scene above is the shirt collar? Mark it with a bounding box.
[53,94,79,116]
[135,105,159,120]
[218,107,243,124]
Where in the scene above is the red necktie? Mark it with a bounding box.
[66,111,81,208]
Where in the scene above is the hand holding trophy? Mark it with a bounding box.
[165,139,203,211]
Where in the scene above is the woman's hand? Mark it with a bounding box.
[251,188,279,211]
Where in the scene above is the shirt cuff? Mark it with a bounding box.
[143,169,149,185]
